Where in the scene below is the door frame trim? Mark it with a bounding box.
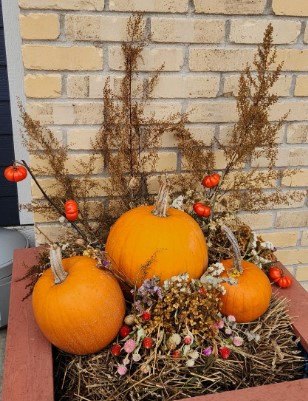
[2,0,33,225]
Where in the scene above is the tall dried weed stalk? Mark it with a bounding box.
[19,14,211,243]
[192,24,302,218]
[92,14,213,214]
[19,18,300,245]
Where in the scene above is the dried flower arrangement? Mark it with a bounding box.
[7,15,306,401]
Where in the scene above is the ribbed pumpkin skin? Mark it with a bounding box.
[32,256,125,355]
[220,259,272,323]
[105,205,208,287]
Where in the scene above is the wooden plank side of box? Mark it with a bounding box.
[2,248,54,401]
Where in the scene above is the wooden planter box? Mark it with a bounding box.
[2,248,308,401]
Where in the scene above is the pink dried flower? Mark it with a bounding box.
[123,339,136,353]
[227,315,236,322]
[202,347,212,357]
[117,365,128,375]
[225,327,232,335]
[132,353,141,362]
[219,346,231,359]
[217,320,224,329]
[184,335,192,345]
[232,336,244,346]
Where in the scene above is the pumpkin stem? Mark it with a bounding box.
[50,244,68,284]
[221,224,243,274]
[152,182,169,217]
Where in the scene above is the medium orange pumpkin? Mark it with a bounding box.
[32,245,125,355]
[105,183,208,288]
[219,225,272,323]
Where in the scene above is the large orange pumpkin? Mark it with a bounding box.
[32,245,125,355]
[219,225,272,323]
[105,183,208,288]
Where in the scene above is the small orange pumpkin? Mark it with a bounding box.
[219,225,272,323]
[32,245,125,355]
[105,183,208,288]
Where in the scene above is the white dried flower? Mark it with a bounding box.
[167,333,181,349]
[124,314,135,326]
[132,353,141,362]
[186,359,195,367]
[171,195,184,210]
[188,350,199,360]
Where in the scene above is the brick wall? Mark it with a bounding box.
[18,0,308,289]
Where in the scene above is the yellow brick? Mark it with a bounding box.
[66,75,89,98]
[187,100,237,123]
[89,75,141,98]
[33,209,58,223]
[272,0,308,16]
[239,212,274,230]
[188,126,215,146]
[276,249,308,265]
[149,75,219,98]
[268,100,308,121]
[194,0,266,14]
[109,46,184,71]
[65,154,102,174]
[158,126,214,148]
[143,151,177,172]
[147,174,180,194]
[268,191,306,209]
[35,224,67,245]
[281,170,308,187]
[276,49,308,71]
[65,15,134,41]
[24,74,62,98]
[34,200,102,223]
[142,101,182,120]
[229,19,300,44]
[287,123,308,143]
[219,124,284,144]
[31,177,60,199]
[261,231,299,248]
[27,102,104,125]
[252,147,308,168]
[302,231,308,246]
[31,129,63,150]
[294,76,308,96]
[109,0,188,12]
[22,45,103,71]
[30,154,102,175]
[66,75,139,98]
[159,132,178,148]
[189,48,254,72]
[276,211,308,228]
[223,74,291,98]
[19,0,104,10]
[20,13,60,40]
[296,266,308,281]
[67,128,99,149]
[182,149,227,171]
[151,18,224,43]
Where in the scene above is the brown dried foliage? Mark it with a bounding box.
[19,14,211,244]
[209,24,303,215]
[92,13,212,213]
[19,19,301,245]
[19,102,105,243]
